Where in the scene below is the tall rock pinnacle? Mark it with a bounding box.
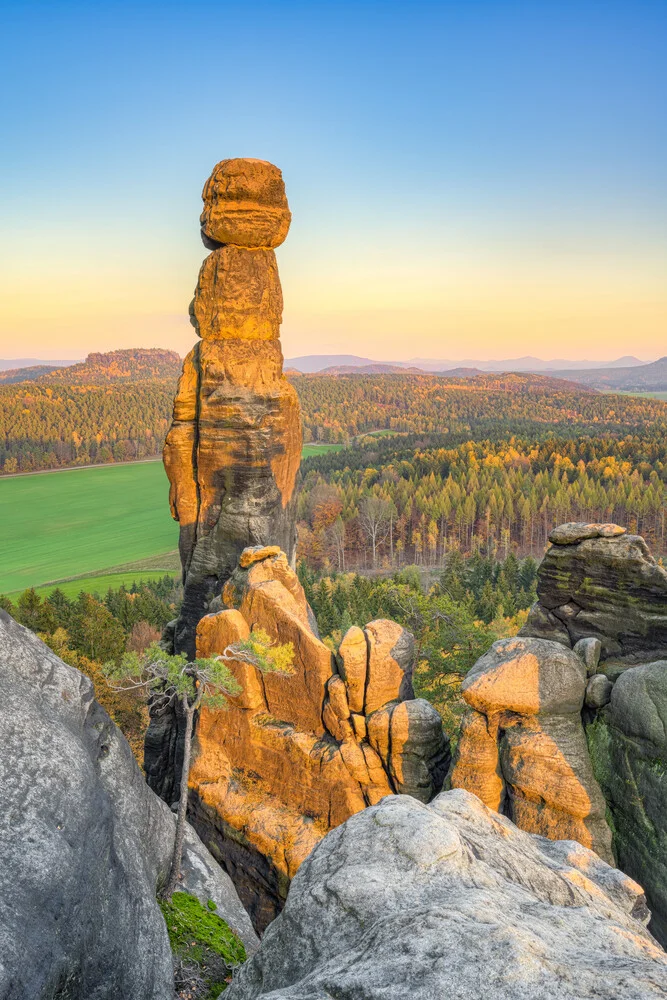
[164,159,302,655]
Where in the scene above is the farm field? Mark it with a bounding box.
[0,461,178,594]
[0,445,343,595]
[26,571,179,601]
[301,443,344,457]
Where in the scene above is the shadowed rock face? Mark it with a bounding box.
[587,660,667,945]
[146,547,450,932]
[0,610,257,1000]
[165,158,301,657]
[520,523,667,661]
[225,790,667,1000]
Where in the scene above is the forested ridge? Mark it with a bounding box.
[2,362,667,560]
[2,363,667,473]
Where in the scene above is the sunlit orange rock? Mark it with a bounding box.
[182,547,450,932]
[450,636,613,862]
[200,158,291,249]
[163,158,301,656]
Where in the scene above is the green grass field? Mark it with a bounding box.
[1,445,348,596]
[27,571,179,601]
[301,443,345,457]
[0,462,178,594]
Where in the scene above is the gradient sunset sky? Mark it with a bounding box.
[1,0,665,362]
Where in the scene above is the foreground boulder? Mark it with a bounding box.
[164,158,301,658]
[450,635,614,861]
[0,610,257,1000]
[147,547,450,932]
[226,789,667,999]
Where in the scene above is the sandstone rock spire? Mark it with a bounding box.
[164,159,301,656]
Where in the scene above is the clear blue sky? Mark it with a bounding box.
[0,0,665,361]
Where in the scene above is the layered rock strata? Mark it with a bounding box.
[520,522,667,661]
[147,546,450,932]
[165,159,301,657]
[0,610,257,1000]
[453,521,667,945]
[226,789,667,1000]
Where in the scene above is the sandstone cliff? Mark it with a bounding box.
[165,159,301,657]
[147,545,449,931]
[451,521,667,945]
[226,789,667,999]
[0,609,256,999]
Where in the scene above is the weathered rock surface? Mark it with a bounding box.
[521,524,667,661]
[165,158,301,656]
[200,158,291,250]
[0,610,256,1000]
[226,789,667,1000]
[587,659,667,944]
[457,523,667,947]
[147,548,450,932]
[450,635,613,861]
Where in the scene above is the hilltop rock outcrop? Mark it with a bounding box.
[520,522,667,661]
[146,547,450,932]
[452,521,667,945]
[226,789,667,1000]
[165,158,301,657]
[0,609,257,1000]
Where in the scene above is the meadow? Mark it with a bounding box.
[0,461,178,594]
[0,445,343,595]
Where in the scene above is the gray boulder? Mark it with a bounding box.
[521,527,667,661]
[0,610,257,1000]
[226,789,667,999]
[587,659,667,945]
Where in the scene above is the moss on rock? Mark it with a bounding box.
[159,891,247,997]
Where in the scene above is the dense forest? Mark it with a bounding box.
[297,429,667,566]
[2,358,666,560]
[2,361,667,470]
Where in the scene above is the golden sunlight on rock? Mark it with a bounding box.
[185,546,450,931]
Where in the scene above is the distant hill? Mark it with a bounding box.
[0,358,80,372]
[315,363,424,375]
[548,357,667,391]
[0,365,63,385]
[285,354,381,373]
[34,348,182,384]
[285,353,647,374]
[462,372,599,394]
[401,355,646,372]
[433,367,484,378]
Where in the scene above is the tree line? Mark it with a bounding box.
[297,424,667,568]
[4,369,667,475]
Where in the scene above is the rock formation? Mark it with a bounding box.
[147,546,450,932]
[226,789,667,999]
[164,158,301,657]
[587,659,667,945]
[520,521,667,661]
[452,521,667,946]
[450,635,614,861]
[0,609,257,999]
